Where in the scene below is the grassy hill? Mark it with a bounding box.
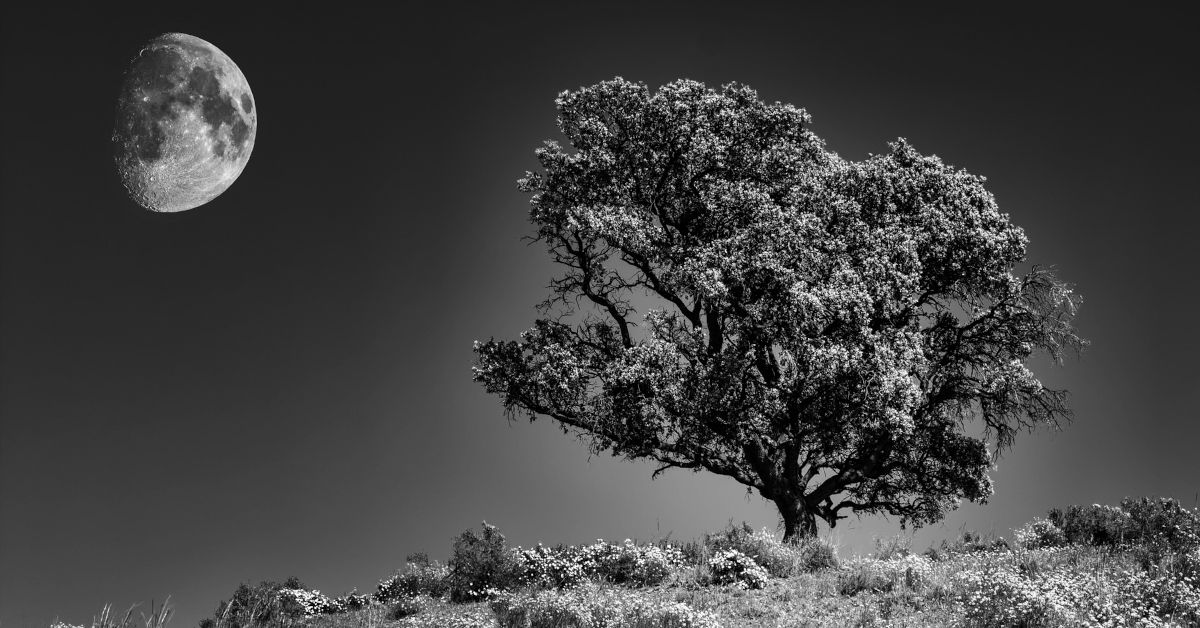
[60,497,1200,628]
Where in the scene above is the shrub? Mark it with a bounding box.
[386,596,424,620]
[332,591,372,612]
[703,522,837,577]
[278,587,377,617]
[836,555,932,596]
[1112,566,1200,626]
[934,529,1009,556]
[376,554,451,601]
[954,565,1074,627]
[677,539,709,567]
[1182,546,1200,581]
[707,549,770,590]
[490,583,719,628]
[576,539,684,587]
[514,543,588,590]
[1045,497,1200,558]
[1048,503,1132,547]
[278,588,336,617]
[872,535,912,561]
[207,578,305,628]
[448,521,521,602]
[510,539,684,590]
[799,537,840,573]
[836,562,894,597]
[1013,518,1066,550]
[955,557,1200,628]
[1121,496,1200,553]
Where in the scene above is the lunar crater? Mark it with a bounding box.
[113,33,256,212]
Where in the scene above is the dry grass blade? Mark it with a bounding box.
[141,597,173,628]
[91,602,138,628]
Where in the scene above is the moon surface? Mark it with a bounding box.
[113,33,256,212]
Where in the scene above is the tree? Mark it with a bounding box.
[473,78,1085,542]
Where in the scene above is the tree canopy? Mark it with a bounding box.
[473,77,1084,541]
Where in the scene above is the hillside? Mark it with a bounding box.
[60,497,1200,628]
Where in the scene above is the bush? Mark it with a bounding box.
[278,588,375,617]
[1114,566,1200,625]
[376,554,450,601]
[872,535,912,561]
[954,557,1200,627]
[207,578,306,628]
[277,588,335,617]
[933,529,1009,556]
[707,549,770,590]
[449,521,521,602]
[1013,518,1066,550]
[799,537,840,573]
[1121,496,1200,553]
[954,565,1074,627]
[514,543,588,590]
[510,539,684,590]
[1048,503,1132,547]
[1182,546,1200,581]
[332,591,372,612]
[704,522,837,577]
[490,583,719,628]
[576,540,683,587]
[1045,497,1200,556]
[836,556,933,596]
[386,596,424,620]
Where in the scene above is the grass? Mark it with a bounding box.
[54,597,174,628]
[61,498,1200,628]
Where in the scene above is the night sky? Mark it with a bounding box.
[2,4,1197,627]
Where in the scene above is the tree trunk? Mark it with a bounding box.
[776,497,818,543]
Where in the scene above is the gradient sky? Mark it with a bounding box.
[2,3,1197,627]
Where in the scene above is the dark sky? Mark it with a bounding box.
[2,3,1197,627]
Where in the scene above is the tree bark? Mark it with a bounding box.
[776,496,818,543]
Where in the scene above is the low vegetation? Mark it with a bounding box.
[58,497,1200,627]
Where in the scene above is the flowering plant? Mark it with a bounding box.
[1013,517,1067,549]
[513,539,684,590]
[708,548,770,590]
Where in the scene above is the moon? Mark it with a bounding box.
[113,33,256,212]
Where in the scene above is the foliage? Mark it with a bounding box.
[513,539,685,589]
[1119,496,1200,554]
[448,521,522,602]
[52,599,173,628]
[57,498,1200,628]
[925,528,1010,560]
[704,522,837,577]
[871,535,913,561]
[1047,503,1133,547]
[474,76,1085,541]
[277,588,328,617]
[490,582,720,628]
[205,577,305,628]
[707,549,770,590]
[577,539,684,586]
[1046,497,1200,555]
[514,543,590,590]
[953,549,1200,628]
[836,555,933,596]
[277,588,340,617]
[375,554,450,601]
[1013,518,1067,550]
[385,597,424,620]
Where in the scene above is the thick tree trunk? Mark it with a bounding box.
[776,497,818,543]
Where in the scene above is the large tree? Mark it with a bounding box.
[473,78,1084,542]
